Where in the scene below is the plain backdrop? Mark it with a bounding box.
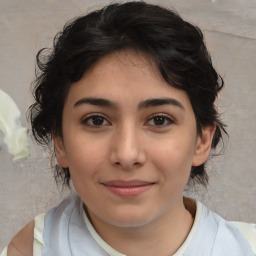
[0,0,256,250]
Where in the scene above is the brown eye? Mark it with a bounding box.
[91,116,104,125]
[147,115,173,127]
[153,116,166,125]
[83,115,110,127]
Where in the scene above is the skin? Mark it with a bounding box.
[54,50,215,255]
[7,221,34,256]
[8,50,215,256]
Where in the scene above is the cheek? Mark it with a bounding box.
[66,138,108,180]
[150,137,195,181]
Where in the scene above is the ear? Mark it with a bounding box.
[52,134,69,168]
[192,125,216,166]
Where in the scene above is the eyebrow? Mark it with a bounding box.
[74,97,117,109]
[138,98,184,110]
[74,97,184,110]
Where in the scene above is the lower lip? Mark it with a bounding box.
[103,184,153,197]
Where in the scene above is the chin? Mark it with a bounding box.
[105,211,158,228]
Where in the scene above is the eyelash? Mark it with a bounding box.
[82,114,174,128]
[82,114,111,128]
[146,114,174,127]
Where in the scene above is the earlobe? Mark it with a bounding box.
[192,125,216,166]
[52,134,69,168]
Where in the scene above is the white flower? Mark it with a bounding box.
[0,89,29,160]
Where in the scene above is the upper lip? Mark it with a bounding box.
[101,180,155,187]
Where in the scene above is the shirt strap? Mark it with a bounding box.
[33,213,45,256]
[231,221,256,254]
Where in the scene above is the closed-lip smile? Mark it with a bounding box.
[101,180,155,197]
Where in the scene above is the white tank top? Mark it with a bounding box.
[42,195,254,255]
[1,195,255,255]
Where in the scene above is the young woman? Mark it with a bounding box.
[2,1,254,255]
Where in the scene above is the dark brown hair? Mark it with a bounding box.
[29,1,227,187]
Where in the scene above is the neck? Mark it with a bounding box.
[86,196,196,256]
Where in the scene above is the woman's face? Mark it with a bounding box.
[54,50,213,229]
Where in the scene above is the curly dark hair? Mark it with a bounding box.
[29,1,227,188]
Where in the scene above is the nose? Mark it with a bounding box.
[109,124,146,170]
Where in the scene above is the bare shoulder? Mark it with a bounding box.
[7,220,35,256]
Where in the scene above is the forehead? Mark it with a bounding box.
[66,50,192,111]
[84,50,162,85]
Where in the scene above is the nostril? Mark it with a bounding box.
[114,161,121,166]
[113,160,141,170]
[109,142,146,169]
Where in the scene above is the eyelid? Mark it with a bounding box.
[146,113,175,126]
[82,113,111,127]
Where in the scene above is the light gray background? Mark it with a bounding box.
[0,0,255,250]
